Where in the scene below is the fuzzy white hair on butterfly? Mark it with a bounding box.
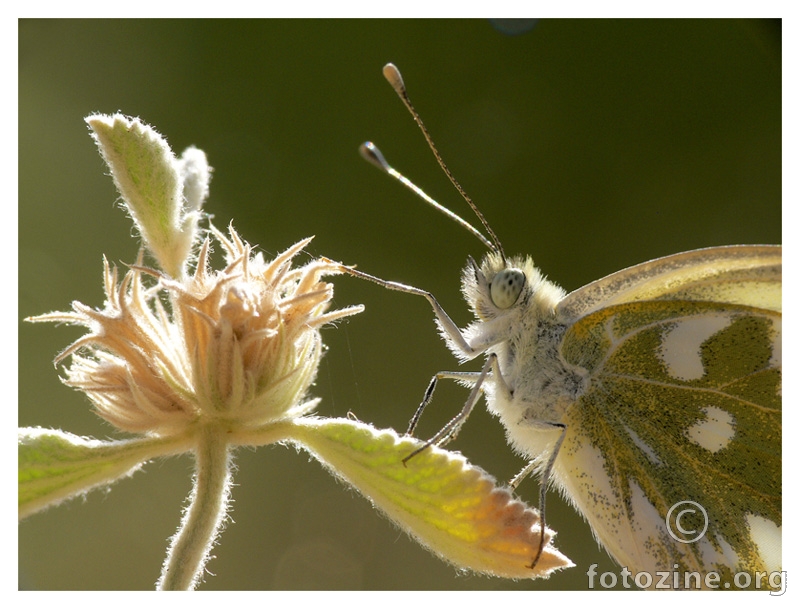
[344,64,781,590]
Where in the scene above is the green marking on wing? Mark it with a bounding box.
[560,301,781,578]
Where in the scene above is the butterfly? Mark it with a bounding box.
[349,64,782,589]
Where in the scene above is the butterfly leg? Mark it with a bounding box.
[515,421,566,570]
[330,262,509,456]
[406,370,484,436]
[330,263,482,357]
[402,354,498,464]
[509,460,537,492]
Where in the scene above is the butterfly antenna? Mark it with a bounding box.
[377,63,507,262]
[359,142,493,251]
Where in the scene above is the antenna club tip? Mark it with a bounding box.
[359,141,390,171]
[382,63,405,93]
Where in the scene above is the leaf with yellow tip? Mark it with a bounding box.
[288,417,573,579]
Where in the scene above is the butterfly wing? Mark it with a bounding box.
[558,245,781,317]
[551,246,781,586]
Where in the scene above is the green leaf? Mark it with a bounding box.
[85,114,193,277]
[19,427,192,520]
[288,417,573,579]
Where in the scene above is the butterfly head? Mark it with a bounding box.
[463,252,565,322]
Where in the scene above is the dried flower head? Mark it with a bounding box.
[30,226,362,435]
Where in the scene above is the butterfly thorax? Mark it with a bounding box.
[457,254,589,461]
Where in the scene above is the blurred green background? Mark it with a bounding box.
[19,19,780,590]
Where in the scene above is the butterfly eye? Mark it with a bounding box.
[490,268,525,309]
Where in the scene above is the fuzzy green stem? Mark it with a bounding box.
[157,425,232,590]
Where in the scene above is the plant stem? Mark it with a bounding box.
[157,425,232,590]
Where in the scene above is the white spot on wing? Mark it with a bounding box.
[707,534,740,569]
[693,530,740,573]
[623,424,662,466]
[658,315,731,381]
[770,318,782,368]
[627,481,668,578]
[685,406,736,453]
[746,514,782,573]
